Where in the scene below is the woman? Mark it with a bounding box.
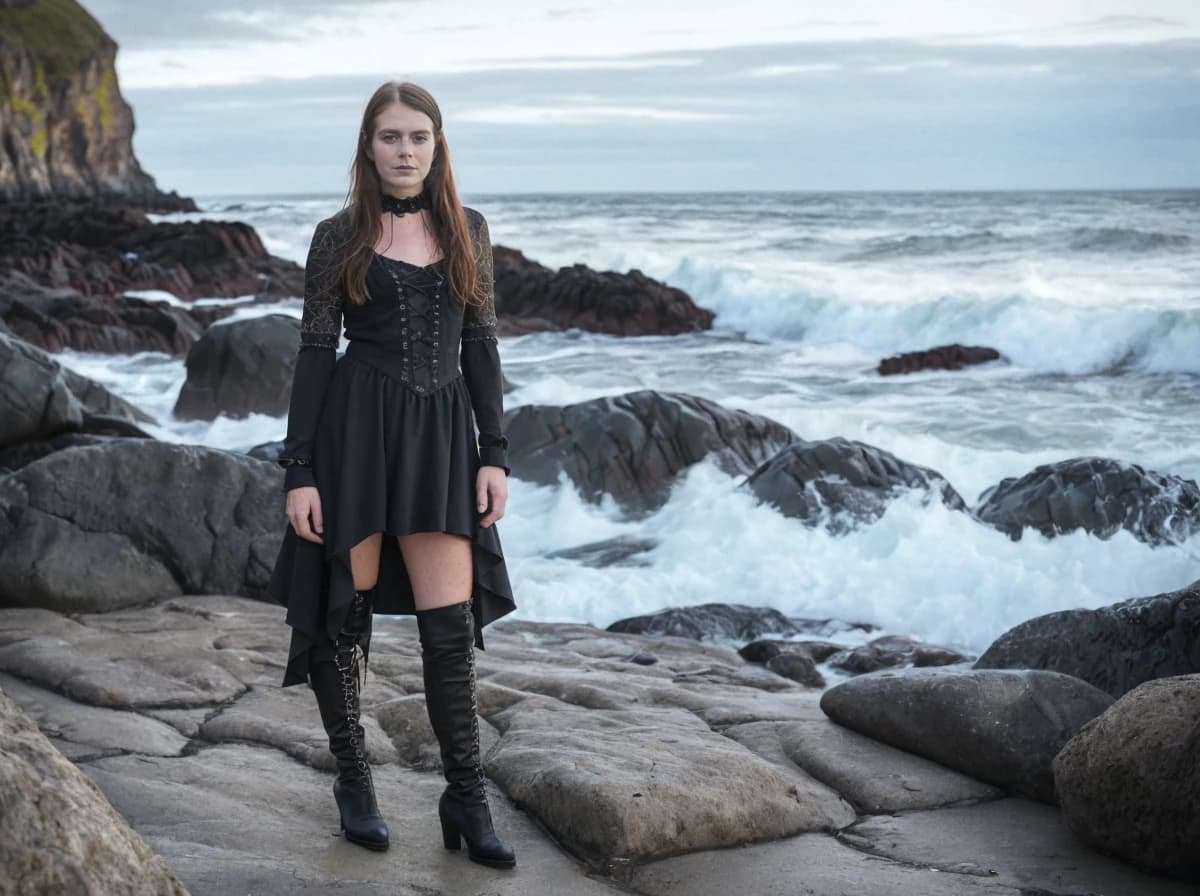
[268,80,517,870]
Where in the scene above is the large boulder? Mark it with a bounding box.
[0,689,188,894]
[1053,675,1200,882]
[741,437,967,531]
[819,667,1113,803]
[503,390,798,514]
[974,457,1200,546]
[173,314,300,420]
[0,330,153,469]
[493,245,714,336]
[974,579,1200,698]
[0,440,284,612]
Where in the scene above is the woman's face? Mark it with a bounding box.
[366,102,437,197]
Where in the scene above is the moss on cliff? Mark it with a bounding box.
[0,0,112,102]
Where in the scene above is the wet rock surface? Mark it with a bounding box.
[975,578,1200,698]
[504,389,798,514]
[974,456,1200,546]
[0,596,1187,895]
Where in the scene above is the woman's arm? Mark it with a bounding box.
[460,210,510,476]
[278,217,344,490]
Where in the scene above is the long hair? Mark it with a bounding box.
[339,81,483,308]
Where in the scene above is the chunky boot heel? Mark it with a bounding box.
[418,600,516,870]
[440,813,462,850]
[309,589,390,852]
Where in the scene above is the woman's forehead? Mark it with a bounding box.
[374,103,434,133]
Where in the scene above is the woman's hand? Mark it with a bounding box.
[476,465,508,528]
[286,486,324,544]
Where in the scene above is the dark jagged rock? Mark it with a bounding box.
[820,667,1113,804]
[247,440,284,462]
[544,535,659,568]
[741,437,967,532]
[974,456,1200,546]
[0,201,304,303]
[974,579,1200,698]
[0,0,193,209]
[174,315,300,421]
[493,244,714,336]
[503,390,798,514]
[1,281,208,354]
[0,329,153,467]
[878,344,1003,376]
[608,603,800,642]
[0,440,284,613]
[1053,675,1200,882]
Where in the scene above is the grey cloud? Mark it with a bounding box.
[81,0,415,48]
[121,37,1200,194]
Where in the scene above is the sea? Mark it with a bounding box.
[59,190,1200,662]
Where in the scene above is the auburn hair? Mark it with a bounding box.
[339,81,484,309]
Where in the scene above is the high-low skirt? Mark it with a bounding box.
[268,341,517,688]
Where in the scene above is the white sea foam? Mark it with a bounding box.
[51,190,1200,649]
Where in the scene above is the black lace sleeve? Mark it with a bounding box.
[460,209,509,474]
[278,217,344,489]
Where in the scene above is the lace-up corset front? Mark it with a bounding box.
[348,253,457,395]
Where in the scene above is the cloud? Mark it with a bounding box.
[456,104,736,124]
[741,63,842,77]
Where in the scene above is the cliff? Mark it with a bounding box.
[0,0,193,209]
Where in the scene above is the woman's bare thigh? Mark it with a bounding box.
[348,532,384,591]
[396,531,473,610]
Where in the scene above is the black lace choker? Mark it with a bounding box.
[380,190,431,216]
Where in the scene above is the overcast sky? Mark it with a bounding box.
[82,0,1200,196]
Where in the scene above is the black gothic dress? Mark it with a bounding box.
[267,205,516,688]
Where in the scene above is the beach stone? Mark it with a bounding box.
[1053,675,1200,882]
[739,638,844,664]
[975,578,1200,697]
[608,602,800,641]
[173,314,300,420]
[974,456,1200,546]
[820,667,1113,803]
[877,343,1003,375]
[484,699,851,860]
[493,244,714,336]
[764,652,825,687]
[0,689,188,895]
[0,440,284,612]
[828,635,968,675]
[503,390,798,514]
[742,437,967,532]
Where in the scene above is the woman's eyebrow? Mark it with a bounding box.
[378,128,432,136]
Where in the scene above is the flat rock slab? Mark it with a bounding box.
[626,831,1021,896]
[841,797,1196,896]
[84,742,626,896]
[727,719,1003,813]
[0,671,189,758]
[485,700,854,860]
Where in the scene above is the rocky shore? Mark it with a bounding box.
[2,3,1198,892]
